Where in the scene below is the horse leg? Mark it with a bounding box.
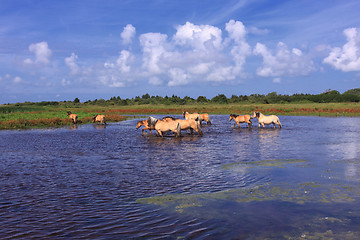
[190,128,194,135]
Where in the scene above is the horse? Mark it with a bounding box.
[199,113,211,125]
[67,111,78,124]
[162,116,179,121]
[174,118,203,135]
[136,119,154,134]
[182,111,199,121]
[147,116,181,137]
[183,112,211,125]
[229,114,252,128]
[92,114,106,124]
[251,111,282,128]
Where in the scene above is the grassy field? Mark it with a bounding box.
[1,102,359,130]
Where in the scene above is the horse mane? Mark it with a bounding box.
[67,111,72,115]
[147,116,158,127]
[230,114,238,117]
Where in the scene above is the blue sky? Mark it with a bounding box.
[1,0,360,103]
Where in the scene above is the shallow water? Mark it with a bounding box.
[1,116,360,239]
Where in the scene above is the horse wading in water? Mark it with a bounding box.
[136,119,154,134]
[93,114,106,125]
[251,112,282,129]
[67,111,78,124]
[147,117,181,137]
[229,114,252,128]
[183,111,211,125]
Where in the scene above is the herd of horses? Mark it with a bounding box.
[66,111,106,125]
[137,111,282,137]
[66,110,281,136]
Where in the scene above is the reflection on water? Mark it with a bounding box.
[0,116,360,239]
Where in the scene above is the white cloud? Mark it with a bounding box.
[226,20,251,76]
[121,24,136,45]
[27,41,52,64]
[139,32,168,74]
[168,68,189,86]
[116,50,133,73]
[173,21,223,51]
[254,42,314,77]
[323,28,360,72]
[13,76,22,83]
[65,53,80,75]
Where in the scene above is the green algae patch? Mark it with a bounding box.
[222,159,307,170]
[137,182,360,212]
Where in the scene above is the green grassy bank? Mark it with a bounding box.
[1,102,359,130]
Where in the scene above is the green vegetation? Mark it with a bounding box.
[1,88,360,130]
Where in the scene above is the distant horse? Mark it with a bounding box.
[229,114,252,128]
[92,114,106,124]
[136,119,154,134]
[148,116,181,137]
[67,111,78,124]
[251,112,282,129]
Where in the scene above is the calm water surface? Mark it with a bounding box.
[1,116,360,239]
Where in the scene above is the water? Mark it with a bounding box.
[1,116,360,239]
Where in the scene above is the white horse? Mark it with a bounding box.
[251,112,282,129]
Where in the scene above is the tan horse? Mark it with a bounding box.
[251,112,282,128]
[199,113,211,125]
[182,111,199,120]
[175,119,203,135]
[148,117,181,137]
[67,111,78,124]
[183,112,211,125]
[136,119,154,134]
[92,114,106,124]
[229,114,252,128]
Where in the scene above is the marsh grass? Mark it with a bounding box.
[1,102,359,129]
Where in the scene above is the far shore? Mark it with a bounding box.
[1,102,360,130]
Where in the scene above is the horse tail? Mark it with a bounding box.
[176,122,181,137]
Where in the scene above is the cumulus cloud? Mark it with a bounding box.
[139,32,168,74]
[323,28,360,71]
[25,41,52,64]
[65,53,80,75]
[173,21,223,51]
[121,24,136,45]
[226,20,251,76]
[254,42,314,77]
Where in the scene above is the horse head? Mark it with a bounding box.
[67,111,72,116]
[182,111,188,118]
[229,114,237,121]
[92,115,98,123]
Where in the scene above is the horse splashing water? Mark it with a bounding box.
[229,114,252,128]
[147,116,181,137]
[136,119,154,134]
[251,112,282,129]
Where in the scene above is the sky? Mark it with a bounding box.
[0,0,360,103]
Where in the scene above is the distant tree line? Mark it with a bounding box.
[5,88,360,108]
